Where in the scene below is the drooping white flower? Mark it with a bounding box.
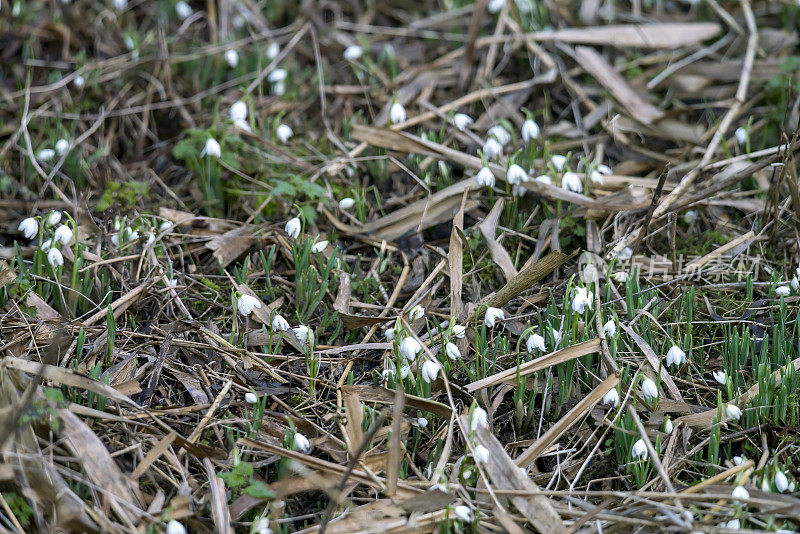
[488,125,511,146]
[420,360,440,383]
[55,138,70,156]
[343,45,362,61]
[293,432,310,453]
[385,327,396,341]
[293,325,311,347]
[550,154,567,171]
[732,486,750,502]
[18,217,39,239]
[112,0,128,10]
[664,417,674,434]
[47,248,64,267]
[506,164,527,185]
[230,101,247,122]
[276,124,293,143]
[253,517,272,534]
[400,365,411,379]
[53,224,73,246]
[41,239,53,252]
[266,42,280,60]
[535,174,552,185]
[589,170,605,184]
[561,171,583,193]
[175,1,192,19]
[617,247,633,261]
[245,392,258,404]
[451,324,466,339]
[453,505,472,522]
[632,439,648,459]
[602,388,620,407]
[73,75,85,88]
[201,138,221,158]
[237,294,262,316]
[597,164,612,175]
[417,417,428,428]
[762,476,772,493]
[734,127,749,146]
[389,102,406,124]
[487,0,505,13]
[712,370,727,385]
[613,271,629,282]
[49,212,61,226]
[482,138,503,160]
[338,197,355,210]
[726,519,740,529]
[526,333,545,353]
[603,320,616,337]
[165,520,186,534]
[484,307,505,328]
[445,342,461,360]
[521,119,540,142]
[512,184,526,197]
[224,49,239,68]
[381,368,395,381]
[733,456,744,466]
[641,377,658,400]
[665,345,686,367]
[399,337,422,361]
[311,240,328,253]
[473,444,490,464]
[408,305,425,322]
[551,328,563,346]
[284,217,301,238]
[725,404,742,420]
[37,149,56,161]
[571,287,594,314]
[775,470,789,493]
[453,113,473,131]
[470,406,488,432]
[776,285,791,296]
[792,277,799,291]
[476,167,495,188]
[271,314,290,332]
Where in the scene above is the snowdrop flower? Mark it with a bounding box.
[224,49,239,68]
[664,417,674,434]
[245,392,258,404]
[420,360,440,383]
[597,164,612,175]
[473,444,490,464]
[641,377,658,400]
[725,404,742,420]
[484,307,505,328]
[571,287,594,314]
[381,368,395,381]
[293,432,310,453]
[488,125,511,146]
[665,345,686,367]
[582,263,598,283]
[712,370,727,385]
[73,75,85,88]
[482,138,503,159]
[276,124,293,143]
[789,481,796,492]
[775,470,789,493]
[343,45,362,61]
[175,1,192,19]
[229,101,247,122]
[535,174,552,185]
[266,42,280,60]
[683,210,698,224]
[602,388,620,407]
[476,167,495,188]
[551,328,563,346]
[453,505,472,522]
[734,127,748,146]
[506,164,527,185]
[589,170,605,184]
[237,294,262,316]
[453,113,473,131]
[268,68,287,86]
[272,313,290,332]
[726,519,741,529]
[470,406,488,432]
[561,171,583,193]
[792,277,799,291]
[253,518,272,534]
[55,139,70,156]
[112,0,127,10]
[762,477,772,493]
[417,417,428,428]
[385,327,396,341]
[451,324,466,339]
[550,154,567,171]
[445,342,461,360]
[41,239,53,252]
[733,456,744,466]
[521,119,540,142]
[201,138,221,158]
[603,320,616,337]
[338,197,355,209]
[408,305,425,322]
[53,224,73,246]
[613,271,629,282]
[47,248,64,267]
[18,217,39,239]
[732,486,749,502]
[37,148,56,161]
[512,184,526,197]
[632,439,648,459]
[311,240,328,253]
[293,325,311,347]
[400,365,411,379]
[285,217,301,238]
[527,333,545,353]
[487,0,505,12]
[617,247,633,261]
[399,337,422,361]
[389,102,406,124]
[776,285,791,296]
[166,520,186,534]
